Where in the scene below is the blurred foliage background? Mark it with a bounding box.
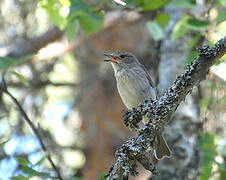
[0,0,225,180]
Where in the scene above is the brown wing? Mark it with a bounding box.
[140,64,159,99]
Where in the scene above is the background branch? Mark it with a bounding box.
[7,27,63,58]
[0,75,64,180]
[107,37,226,179]
[7,80,77,88]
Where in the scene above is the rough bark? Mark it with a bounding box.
[152,8,200,180]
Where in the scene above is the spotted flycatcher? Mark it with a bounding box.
[104,51,171,160]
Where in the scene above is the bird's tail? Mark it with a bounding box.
[154,133,171,160]
[142,116,171,160]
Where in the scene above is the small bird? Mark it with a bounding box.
[104,50,171,160]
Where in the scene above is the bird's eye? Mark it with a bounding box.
[120,55,125,58]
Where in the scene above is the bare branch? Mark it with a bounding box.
[7,80,77,88]
[107,37,226,179]
[0,75,64,180]
[7,27,63,58]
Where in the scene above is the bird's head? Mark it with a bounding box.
[104,51,139,71]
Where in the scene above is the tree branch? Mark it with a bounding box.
[107,37,226,180]
[7,27,63,57]
[7,80,77,88]
[0,75,64,180]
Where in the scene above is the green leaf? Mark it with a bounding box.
[34,152,49,166]
[137,0,167,11]
[222,54,226,60]
[220,0,226,7]
[48,8,67,29]
[0,137,11,147]
[185,34,201,54]
[11,71,29,86]
[167,0,196,8]
[216,9,226,24]
[198,132,216,180]
[199,132,215,148]
[39,0,67,29]
[154,13,171,27]
[198,164,212,180]
[22,166,51,178]
[65,19,79,42]
[125,0,137,6]
[171,15,189,41]
[199,132,216,167]
[215,59,222,66]
[218,163,226,180]
[200,98,210,110]
[99,172,107,180]
[184,51,198,66]
[69,0,104,34]
[16,157,31,167]
[0,54,34,70]
[78,11,104,34]
[146,21,165,41]
[185,18,210,30]
[70,0,89,15]
[11,175,30,180]
[184,34,201,66]
[59,0,71,6]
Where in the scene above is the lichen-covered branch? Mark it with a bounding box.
[107,37,226,180]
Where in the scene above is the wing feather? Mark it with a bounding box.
[140,64,159,99]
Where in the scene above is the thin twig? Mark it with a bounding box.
[0,76,64,180]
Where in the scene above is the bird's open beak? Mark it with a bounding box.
[104,53,118,63]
